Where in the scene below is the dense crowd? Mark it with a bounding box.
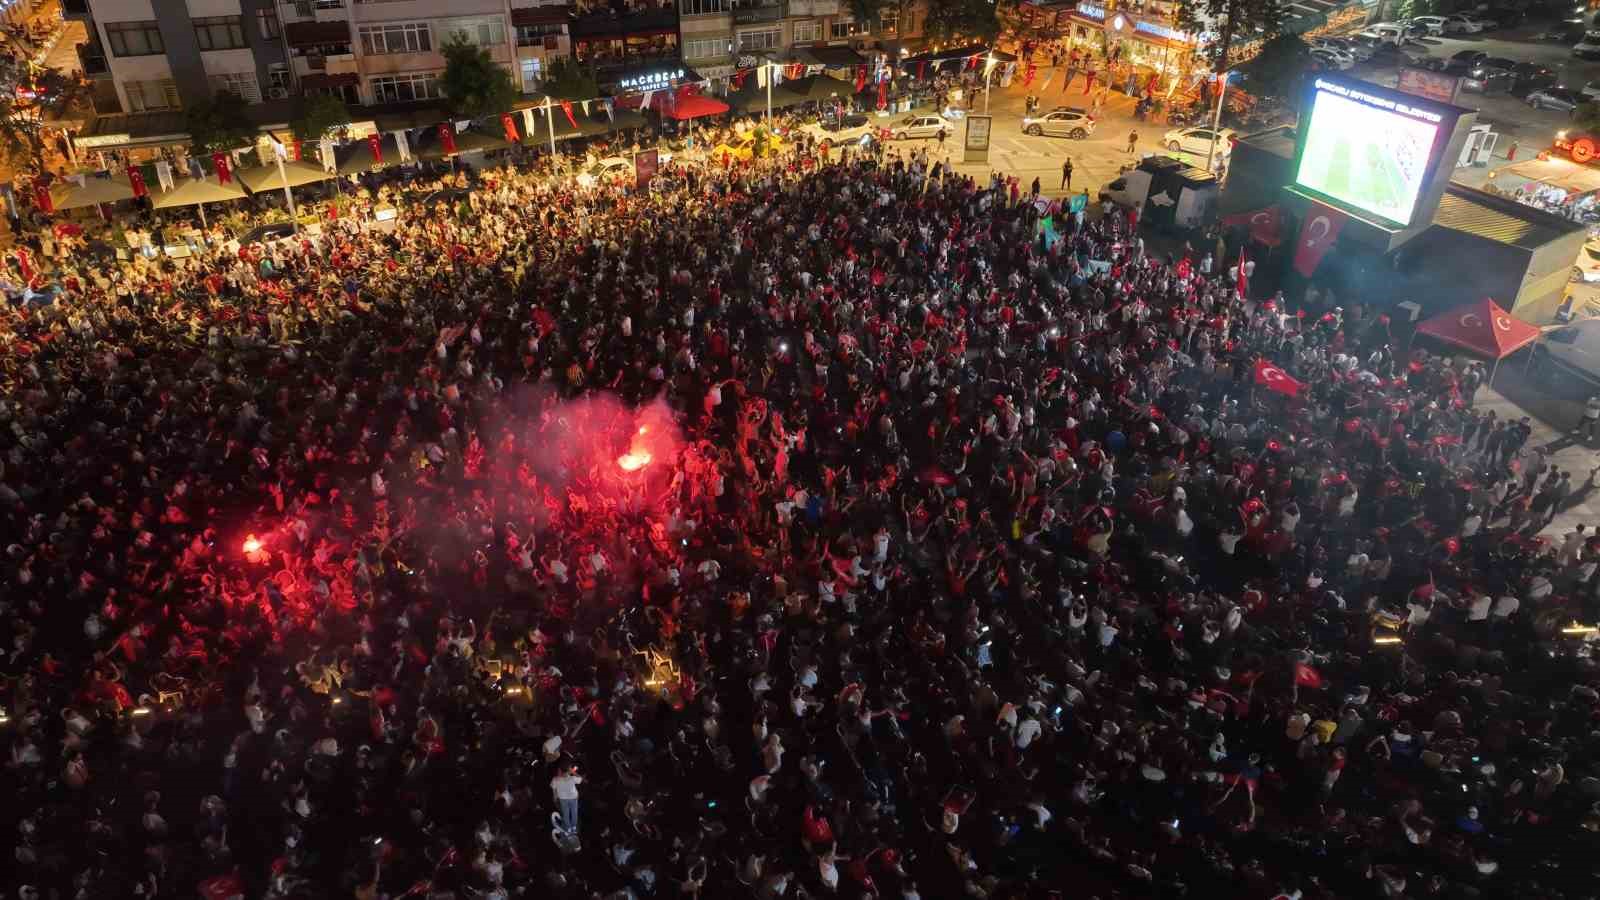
[4,134,1600,900]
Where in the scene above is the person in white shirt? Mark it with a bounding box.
[1015,713,1043,750]
[550,767,583,834]
[1467,593,1492,623]
[1491,594,1519,624]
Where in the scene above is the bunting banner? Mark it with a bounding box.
[271,138,288,162]
[319,137,336,173]
[212,153,231,185]
[32,178,52,214]
[855,65,867,93]
[290,140,302,162]
[581,100,591,117]
[368,133,384,165]
[501,113,519,144]
[1039,66,1056,91]
[602,98,614,122]
[256,142,272,167]
[154,160,174,192]
[559,100,576,129]
[439,122,457,156]
[968,55,979,71]
[756,65,768,89]
[396,129,411,163]
[732,69,749,91]
[1023,62,1037,86]
[877,79,887,111]
[188,157,205,179]
[521,107,537,140]
[127,165,148,198]
[641,90,654,111]
[917,61,926,80]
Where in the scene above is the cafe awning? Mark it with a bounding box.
[49,175,135,209]
[336,134,403,174]
[414,128,511,158]
[151,175,246,209]
[237,159,335,192]
[662,93,730,121]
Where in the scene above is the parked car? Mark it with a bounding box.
[1445,49,1489,72]
[888,114,953,140]
[1575,30,1600,58]
[1582,79,1600,100]
[1161,126,1237,157]
[1367,22,1408,44]
[1310,47,1355,70]
[1530,316,1600,390]
[1461,59,1517,93]
[1528,86,1585,112]
[1541,18,1586,41]
[1409,14,1448,34]
[1021,109,1096,138]
[1511,61,1558,92]
[1445,13,1488,32]
[1367,43,1425,66]
[1572,239,1600,282]
[1319,36,1374,60]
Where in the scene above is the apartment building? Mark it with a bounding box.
[65,0,290,113]
[679,0,925,80]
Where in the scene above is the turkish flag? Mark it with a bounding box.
[856,65,867,93]
[1292,204,1347,276]
[733,69,749,90]
[32,178,52,213]
[501,113,519,143]
[1023,62,1037,86]
[1234,246,1248,298]
[212,152,231,185]
[558,100,577,129]
[877,79,887,110]
[368,133,383,165]
[917,60,926,80]
[1293,662,1324,689]
[1222,205,1284,246]
[1254,359,1304,397]
[126,165,148,198]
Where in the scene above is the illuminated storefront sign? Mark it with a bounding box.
[1133,19,1191,42]
[1075,2,1106,19]
[618,68,685,90]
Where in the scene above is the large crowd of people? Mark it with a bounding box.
[4,130,1600,900]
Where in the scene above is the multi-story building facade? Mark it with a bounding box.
[65,0,291,114]
[678,0,926,80]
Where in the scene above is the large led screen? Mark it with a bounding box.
[1293,78,1445,228]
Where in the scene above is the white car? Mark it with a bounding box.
[1583,79,1600,100]
[889,114,952,140]
[1574,239,1600,283]
[1577,31,1600,58]
[1310,47,1355,70]
[1161,126,1237,157]
[1322,36,1373,60]
[1445,13,1487,33]
[1021,109,1096,139]
[1410,15,1448,35]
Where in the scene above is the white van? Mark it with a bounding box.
[1366,23,1407,45]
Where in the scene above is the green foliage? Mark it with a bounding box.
[1396,0,1440,18]
[1177,0,1283,72]
[185,92,257,155]
[542,57,599,101]
[752,127,771,158]
[926,0,1002,44]
[849,0,886,27]
[291,94,351,141]
[438,35,517,117]
[1236,33,1312,102]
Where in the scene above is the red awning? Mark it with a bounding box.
[1414,297,1541,360]
[662,93,729,121]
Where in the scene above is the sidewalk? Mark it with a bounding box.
[1475,373,1600,539]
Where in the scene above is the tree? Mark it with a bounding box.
[541,57,598,101]
[439,34,517,118]
[849,0,886,28]
[1177,0,1283,73]
[186,92,256,155]
[925,0,1001,44]
[1235,33,1312,103]
[291,94,351,141]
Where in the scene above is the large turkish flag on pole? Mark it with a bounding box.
[1292,203,1348,277]
[1254,359,1304,397]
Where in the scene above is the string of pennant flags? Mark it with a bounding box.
[38,48,1001,210]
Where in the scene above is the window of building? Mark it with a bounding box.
[294,0,344,12]
[209,71,262,102]
[830,19,866,38]
[515,23,562,46]
[678,0,729,13]
[194,15,246,51]
[267,64,291,92]
[519,57,542,90]
[682,37,728,59]
[439,15,506,47]
[104,20,163,57]
[878,8,898,33]
[737,28,778,51]
[258,8,280,40]
[791,20,818,43]
[358,22,431,55]
[369,71,440,103]
[124,78,180,112]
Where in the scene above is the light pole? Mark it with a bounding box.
[1204,69,1230,174]
[766,61,773,123]
[983,54,997,113]
[272,140,298,233]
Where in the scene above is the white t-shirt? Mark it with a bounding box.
[1468,595,1492,622]
[550,773,583,800]
[1015,718,1042,749]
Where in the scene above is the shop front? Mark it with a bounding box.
[1059,3,1198,93]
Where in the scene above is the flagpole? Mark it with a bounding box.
[276,153,299,234]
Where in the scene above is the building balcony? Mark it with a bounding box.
[785,0,837,15]
[569,5,678,38]
[61,0,90,19]
[77,43,109,76]
[731,1,782,24]
[323,51,357,73]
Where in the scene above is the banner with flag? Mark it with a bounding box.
[1023,62,1036,86]
[855,65,867,93]
[319,137,336,173]
[212,153,231,185]
[558,100,577,129]
[1293,204,1348,276]
[396,129,411,162]
[1293,662,1324,689]
[499,113,517,143]
[1254,359,1304,398]
[877,79,887,110]
[32,178,51,213]
[438,122,457,155]
[1234,247,1249,298]
[154,160,174,192]
[368,133,384,165]
[521,107,537,140]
